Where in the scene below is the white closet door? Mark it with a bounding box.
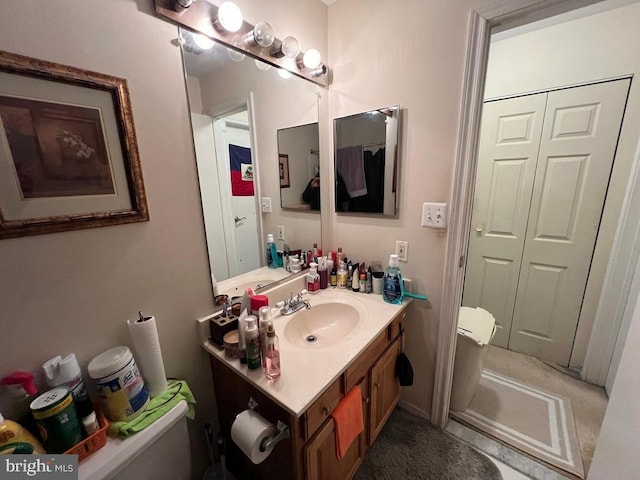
[463,93,547,347]
[508,79,630,366]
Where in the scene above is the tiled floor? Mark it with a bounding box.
[488,455,532,480]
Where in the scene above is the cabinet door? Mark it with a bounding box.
[369,338,401,446]
[305,380,367,480]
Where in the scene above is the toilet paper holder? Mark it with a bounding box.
[260,420,290,452]
[247,397,290,452]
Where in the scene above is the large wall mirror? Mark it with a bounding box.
[180,29,322,296]
[334,105,400,216]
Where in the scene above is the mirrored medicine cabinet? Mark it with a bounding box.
[334,105,400,216]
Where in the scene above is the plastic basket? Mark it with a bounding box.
[64,408,109,462]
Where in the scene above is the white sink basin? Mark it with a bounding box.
[283,296,367,347]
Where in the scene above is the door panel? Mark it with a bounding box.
[463,93,547,347]
[509,80,630,365]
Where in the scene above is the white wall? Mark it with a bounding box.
[0,1,327,478]
[484,2,640,369]
[589,289,640,478]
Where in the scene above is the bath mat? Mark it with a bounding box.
[355,407,502,480]
[451,369,584,478]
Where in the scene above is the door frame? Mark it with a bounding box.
[206,93,265,271]
[432,0,640,428]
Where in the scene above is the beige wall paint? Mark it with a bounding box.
[484,2,640,369]
[0,0,326,478]
[327,0,488,416]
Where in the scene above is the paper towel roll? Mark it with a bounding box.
[127,315,168,397]
[231,410,277,464]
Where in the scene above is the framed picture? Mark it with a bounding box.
[279,154,290,188]
[0,50,148,239]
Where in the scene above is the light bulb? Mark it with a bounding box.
[255,59,271,71]
[281,36,300,58]
[217,2,243,33]
[278,68,292,79]
[252,21,274,48]
[193,33,214,50]
[227,46,245,62]
[302,49,322,69]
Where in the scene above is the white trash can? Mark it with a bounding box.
[450,306,496,412]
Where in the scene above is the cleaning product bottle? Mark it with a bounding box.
[0,411,45,454]
[245,316,261,370]
[266,234,279,269]
[351,262,360,292]
[383,254,404,304]
[0,371,39,437]
[42,354,99,435]
[265,323,281,380]
[307,262,320,293]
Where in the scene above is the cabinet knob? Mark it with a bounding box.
[374,383,380,389]
[323,406,332,415]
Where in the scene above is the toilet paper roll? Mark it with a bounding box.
[231,410,277,464]
[127,315,168,397]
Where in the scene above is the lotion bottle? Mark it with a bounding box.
[245,316,261,370]
[265,323,281,380]
[307,262,320,293]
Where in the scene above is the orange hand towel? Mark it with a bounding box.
[331,385,364,458]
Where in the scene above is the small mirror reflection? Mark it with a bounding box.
[334,105,400,216]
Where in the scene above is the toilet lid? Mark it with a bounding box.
[458,307,496,346]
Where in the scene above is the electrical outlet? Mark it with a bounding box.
[395,240,408,262]
[421,202,447,228]
[261,197,272,213]
[277,225,285,241]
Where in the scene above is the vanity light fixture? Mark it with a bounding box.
[302,49,322,69]
[271,36,300,59]
[193,33,215,50]
[214,1,243,33]
[154,0,330,87]
[277,68,293,79]
[227,45,245,62]
[309,64,328,78]
[255,59,271,71]
[244,21,275,48]
[173,0,194,11]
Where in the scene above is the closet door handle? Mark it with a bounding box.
[475,224,484,233]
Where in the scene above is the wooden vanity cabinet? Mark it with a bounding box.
[208,309,406,480]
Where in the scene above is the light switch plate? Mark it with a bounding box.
[277,225,285,241]
[422,202,447,228]
[261,197,272,213]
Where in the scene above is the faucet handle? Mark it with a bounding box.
[297,289,308,299]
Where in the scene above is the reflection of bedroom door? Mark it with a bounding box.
[213,116,260,277]
[463,79,629,366]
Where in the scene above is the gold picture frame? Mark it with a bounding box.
[0,50,148,239]
[279,154,290,188]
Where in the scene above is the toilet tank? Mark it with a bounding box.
[79,400,191,480]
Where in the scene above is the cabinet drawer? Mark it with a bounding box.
[304,377,343,440]
[345,328,390,392]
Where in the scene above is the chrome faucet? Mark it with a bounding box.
[279,289,311,315]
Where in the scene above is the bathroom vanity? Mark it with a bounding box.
[201,286,408,480]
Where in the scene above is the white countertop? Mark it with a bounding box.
[216,266,291,298]
[202,287,408,417]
